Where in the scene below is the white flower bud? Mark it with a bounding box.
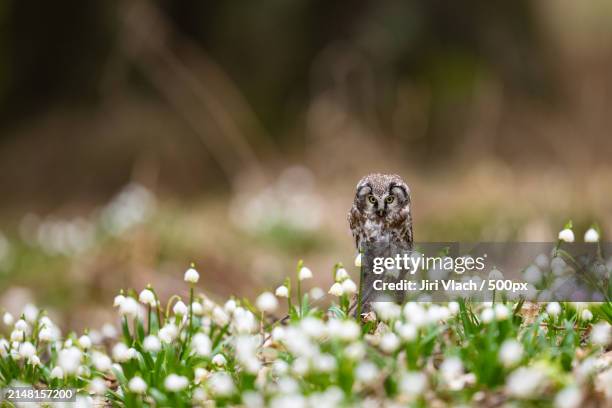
[118,297,139,318]
[191,302,203,316]
[164,374,188,392]
[335,268,349,282]
[113,295,125,307]
[3,312,14,326]
[256,292,278,313]
[558,228,575,243]
[192,333,212,356]
[499,340,523,367]
[50,366,64,379]
[138,289,156,306]
[480,308,494,323]
[15,319,28,332]
[581,309,593,321]
[584,228,599,243]
[328,282,344,297]
[18,342,36,359]
[298,266,313,281]
[173,301,188,316]
[275,285,289,298]
[341,279,357,295]
[184,267,200,284]
[78,335,92,350]
[546,302,561,317]
[143,335,161,352]
[212,354,227,366]
[89,378,106,395]
[129,376,147,394]
[354,253,362,268]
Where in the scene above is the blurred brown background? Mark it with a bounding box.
[0,0,611,330]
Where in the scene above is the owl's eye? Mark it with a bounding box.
[385,195,395,204]
[367,195,377,204]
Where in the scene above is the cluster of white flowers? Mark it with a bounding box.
[0,262,611,407]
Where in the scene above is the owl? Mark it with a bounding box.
[348,173,413,313]
[348,173,413,251]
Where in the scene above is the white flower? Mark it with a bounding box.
[15,319,28,332]
[300,317,326,339]
[143,335,161,352]
[335,268,349,282]
[584,228,599,243]
[313,353,336,373]
[400,372,428,397]
[558,228,575,243]
[524,265,542,285]
[554,386,582,408]
[28,355,41,366]
[92,352,112,372]
[191,333,212,356]
[164,374,188,392]
[194,367,208,384]
[309,287,324,300]
[397,323,417,341]
[129,376,147,394]
[38,327,54,342]
[298,266,313,281]
[256,292,278,313]
[581,309,593,321]
[591,322,611,346]
[345,342,366,360]
[355,361,379,384]
[173,300,188,316]
[0,339,7,358]
[10,329,24,342]
[58,346,82,374]
[494,304,510,320]
[89,377,106,395]
[184,267,200,283]
[18,342,36,359]
[379,333,400,353]
[448,302,460,315]
[213,307,230,326]
[191,302,203,316]
[546,302,562,317]
[113,294,125,307]
[499,340,523,367]
[440,357,463,384]
[78,335,92,350]
[328,282,344,297]
[275,285,289,298]
[233,308,257,334]
[506,366,547,398]
[101,323,117,338]
[3,312,14,326]
[138,289,156,306]
[23,304,38,323]
[209,372,235,396]
[341,279,358,295]
[118,297,140,318]
[480,308,494,323]
[224,299,237,314]
[212,354,227,366]
[159,324,178,343]
[354,253,362,267]
[403,303,427,327]
[112,343,132,362]
[50,366,64,379]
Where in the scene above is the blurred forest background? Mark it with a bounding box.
[0,0,611,331]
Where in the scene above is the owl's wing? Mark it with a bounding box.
[347,206,362,250]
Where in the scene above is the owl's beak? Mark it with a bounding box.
[377,209,385,217]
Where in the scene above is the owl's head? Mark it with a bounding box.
[353,173,411,218]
